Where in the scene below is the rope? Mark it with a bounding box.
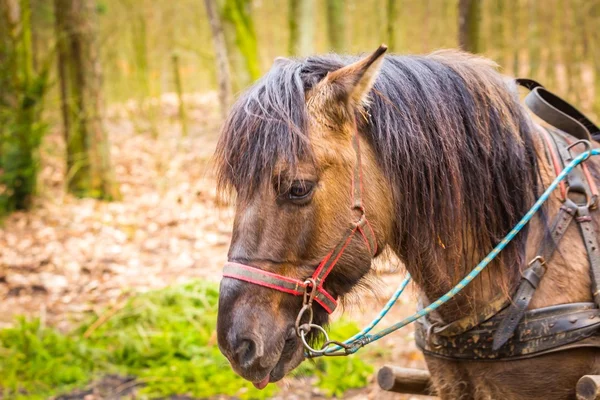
[312,148,599,357]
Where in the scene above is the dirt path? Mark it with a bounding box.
[0,94,429,399]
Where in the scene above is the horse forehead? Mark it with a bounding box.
[272,159,318,179]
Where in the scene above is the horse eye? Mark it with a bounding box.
[288,181,314,200]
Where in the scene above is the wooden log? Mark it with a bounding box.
[377,365,437,396]
[577,375,600,400]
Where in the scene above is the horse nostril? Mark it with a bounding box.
[236,338,258,368]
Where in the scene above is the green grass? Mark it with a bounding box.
[0,281,375,399]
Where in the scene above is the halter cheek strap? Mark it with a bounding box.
[221,134,377,314]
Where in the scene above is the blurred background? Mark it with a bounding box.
[0,0,598,399]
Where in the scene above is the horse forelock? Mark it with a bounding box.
[215,51,539,298]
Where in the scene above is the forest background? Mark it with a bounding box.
[0,0,598,399]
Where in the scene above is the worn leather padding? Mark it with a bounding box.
[416,302,600,360]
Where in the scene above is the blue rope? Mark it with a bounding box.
[316,148,599,357]
[330,274,411,352]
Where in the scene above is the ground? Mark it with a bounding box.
[0,93,429,399]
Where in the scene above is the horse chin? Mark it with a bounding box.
[232,330,305,388]
[268,334,305,383]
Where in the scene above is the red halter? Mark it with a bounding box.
[222,133,377,314]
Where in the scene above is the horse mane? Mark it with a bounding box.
[215,50,540,297]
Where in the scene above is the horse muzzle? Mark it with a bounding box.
[216,277,305,387]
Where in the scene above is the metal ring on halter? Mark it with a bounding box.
[352,205,366,224]
[299,324,330,356]
[295,304,314,337]
[567,140,593,162]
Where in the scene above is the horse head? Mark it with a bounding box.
[214,46,393,387]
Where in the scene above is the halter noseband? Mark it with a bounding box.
[222,133,377,314]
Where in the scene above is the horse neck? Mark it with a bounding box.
[402,238,511,324]
[401,129,597,323]
[393,133,545,323]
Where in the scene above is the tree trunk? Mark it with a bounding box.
[490,0,506,70]
[132,11,150,99]
[590,1,600,117]
[129,3,159,137]
[560,0,578,101]
[221,0,260,90]
[386,0,398,52]
[421,0,430,52]
[569,0,585,104]
[545,0,559,88]
[288,0,314,56]
[204,0,232,118]
[54,0,120,200]
[0,0,43,212]
[172,53,188,137]
[527,0,540,79]
[326,0,345,52]
[458,0,480,53]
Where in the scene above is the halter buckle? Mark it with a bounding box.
[302,278,317,306]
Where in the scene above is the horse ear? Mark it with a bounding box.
[325,44,387,107]
[273,56,290,65]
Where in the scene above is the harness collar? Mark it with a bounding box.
[222,133,377,314]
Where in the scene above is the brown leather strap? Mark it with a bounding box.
[433,293,510,337]
[492,126,597,350]
[576,205,600,307]
[492,205,576,350]
[516,78,598,141]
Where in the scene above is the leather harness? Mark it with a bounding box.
[416,79,600,360]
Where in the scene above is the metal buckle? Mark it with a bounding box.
[302,278,317,306]
[565,187,593,208]
[426,322,442,350]
[567,139,593,162]
[526,256,547,274]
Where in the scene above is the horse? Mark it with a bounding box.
[214,45,600,399]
